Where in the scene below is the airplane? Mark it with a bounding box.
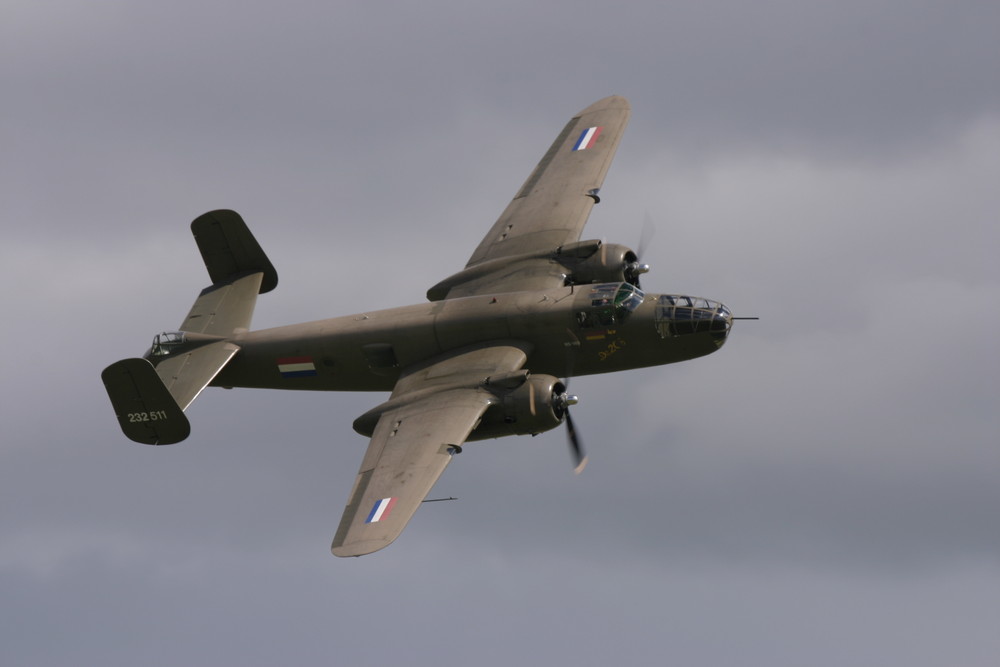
[101,96,738,557]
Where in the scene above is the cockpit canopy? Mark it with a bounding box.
[654,295,731,341]
[149,331,187,357]
[576,282,645,328]
[146,330,225,361]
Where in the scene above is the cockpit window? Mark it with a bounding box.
[587,283,616,307]
[577,282,645,328]
[614,283,645,312]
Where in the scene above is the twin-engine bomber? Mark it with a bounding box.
[102,96,739,557]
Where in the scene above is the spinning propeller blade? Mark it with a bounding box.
[558,338,587,473]
[623,212,655,288]
[565,409,588,474]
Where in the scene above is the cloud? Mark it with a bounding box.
[3,2,1000,665]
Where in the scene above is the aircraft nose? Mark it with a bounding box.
[710,303,733,346]
[653,295,732,347]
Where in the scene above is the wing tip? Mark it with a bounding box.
[331,538,393,558]
[580,95,631,115]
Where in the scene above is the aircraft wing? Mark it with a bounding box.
[331,342,530,557]
[428,96,630,300]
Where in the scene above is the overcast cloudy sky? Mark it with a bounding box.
[3,1,999,665]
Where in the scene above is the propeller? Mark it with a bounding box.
[624,212,655,288]
[624,257,650,288]
[554,388,586,473]
[638,210,657,259]
[564,406,588,474]
[557,336,587,473]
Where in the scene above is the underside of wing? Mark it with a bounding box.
[330,389,493,557]
[331,342,531,557]
[468,96,630,266]
[428,96,630,300]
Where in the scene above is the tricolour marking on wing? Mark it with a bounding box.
[366,497,397,523]
[277,356,318,378]
[572,126,603,151]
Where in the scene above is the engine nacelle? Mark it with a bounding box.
[557,240,644,287]
[468,374,568,441]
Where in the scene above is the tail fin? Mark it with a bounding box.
[191,209,278,295]
[103,210,277,444]
[102,358,191,445]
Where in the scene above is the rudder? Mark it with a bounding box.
[191,209,278,293]
[101,358,191,445]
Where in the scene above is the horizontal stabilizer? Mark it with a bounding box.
[152,339,240,411]
[101,358,191,445]
[191,209,278,293]
[179,272,264,336]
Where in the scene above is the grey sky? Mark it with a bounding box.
[3,1,999,665]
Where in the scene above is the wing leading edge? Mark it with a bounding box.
[331,342,531,557]
[468,95,630,265]
[428,96,630,300]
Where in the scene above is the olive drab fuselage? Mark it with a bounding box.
[212,282,732,393]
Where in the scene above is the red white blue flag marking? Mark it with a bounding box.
[277,356,317,378]
[572,126,603,151]
[366,497,397,523]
